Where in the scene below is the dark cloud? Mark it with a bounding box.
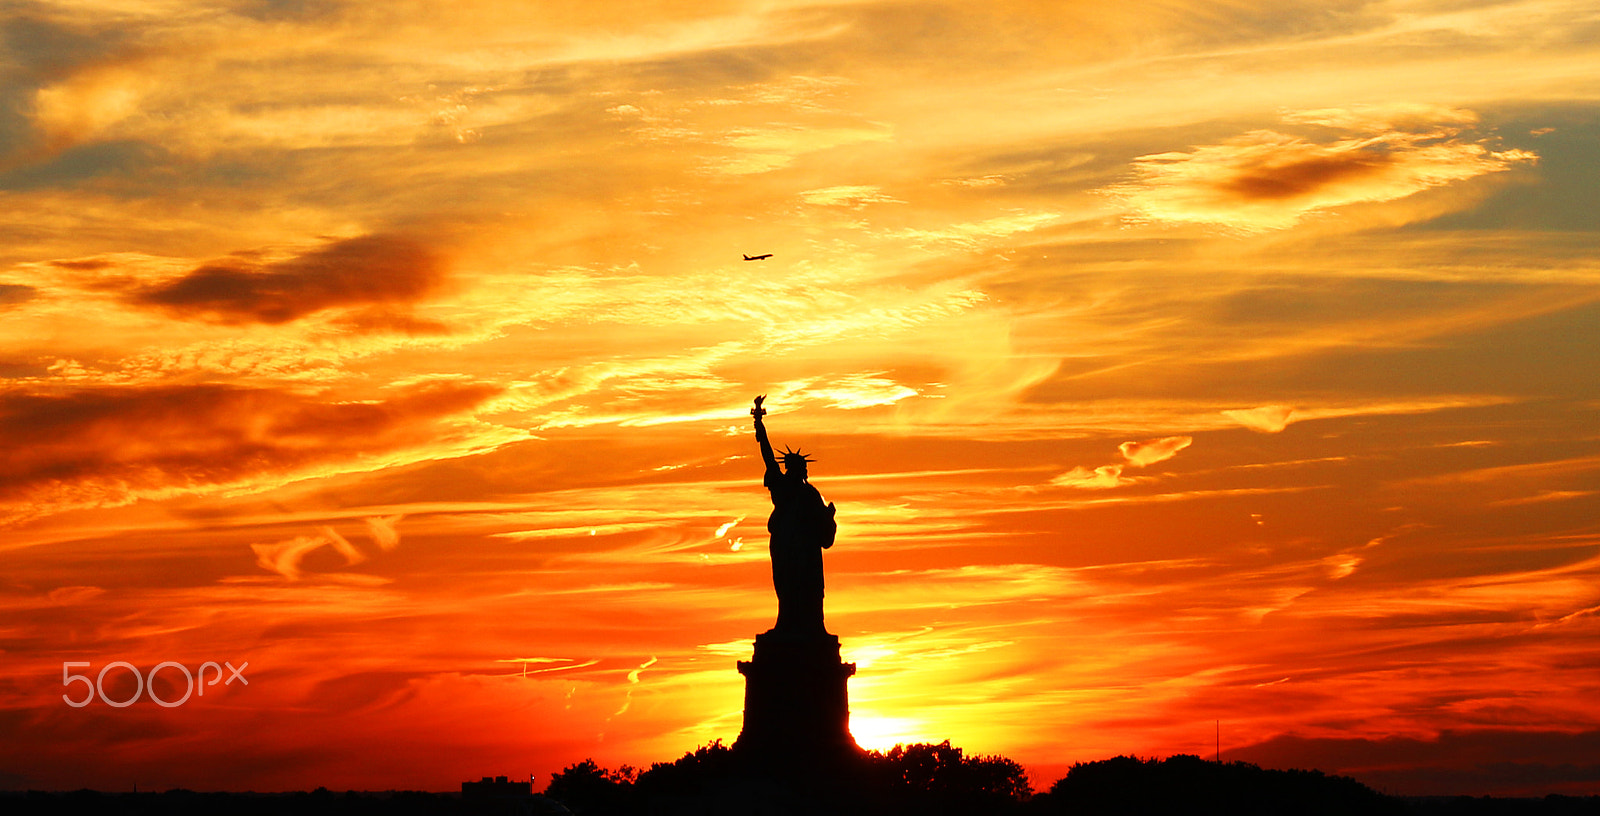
[48,257,112,270]
[0,380,504,512]
[230,0,347,22]
[1232,729,1600,796]
[0,13,136,156]
[1,14,130,79]
[0,139,167,191]
[132,234,445,324]
[0,283,37,306]
[0,359,48,378]
[1221,151,1393,200]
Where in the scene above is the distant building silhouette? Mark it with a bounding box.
[462,775,532,798]
[464,775,573,816]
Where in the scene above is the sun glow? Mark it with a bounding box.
[849,712,935,753]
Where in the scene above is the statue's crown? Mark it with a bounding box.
[780,445,814,465]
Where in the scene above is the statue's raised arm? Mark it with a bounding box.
[752,395,781,483]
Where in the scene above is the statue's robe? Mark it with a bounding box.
[765,470,836,637]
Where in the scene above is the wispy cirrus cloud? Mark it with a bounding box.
[799,184,905,208]
[252,527,367,581]
[1049,464,1131,490]
[0,380,514,521]
[1050,435,1192,491]
[251,515,410,580]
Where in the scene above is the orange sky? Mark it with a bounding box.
[3,0,1599,798]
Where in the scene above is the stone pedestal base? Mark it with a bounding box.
[734,632,861,764]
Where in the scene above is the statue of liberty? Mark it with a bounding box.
[751,395,837,638]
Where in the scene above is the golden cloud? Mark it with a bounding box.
[1119,435,1193,467]
[1049,464,1129,490]
[714,123,894,175]
[1224,405,1296,433]
[799,185,905,208]
[1108,106,1537,232]
[30,64,152,152]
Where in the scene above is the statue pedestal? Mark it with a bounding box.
[734,632,861,764]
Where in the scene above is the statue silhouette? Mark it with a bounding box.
[752,395,837,639]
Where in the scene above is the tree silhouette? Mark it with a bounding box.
[632,739,739,797]
[541,739,1033,815]
[542,759,636,815]
[877,740,1031,801]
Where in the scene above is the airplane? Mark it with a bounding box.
[743,253,773,261]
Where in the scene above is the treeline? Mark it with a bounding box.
[545,745,1600,816]
[5,750,1596,815]
[545,739,1027,814]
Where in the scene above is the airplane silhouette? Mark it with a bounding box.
[743,253,773,261]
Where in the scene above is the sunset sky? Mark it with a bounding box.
[3,0,1599,798]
